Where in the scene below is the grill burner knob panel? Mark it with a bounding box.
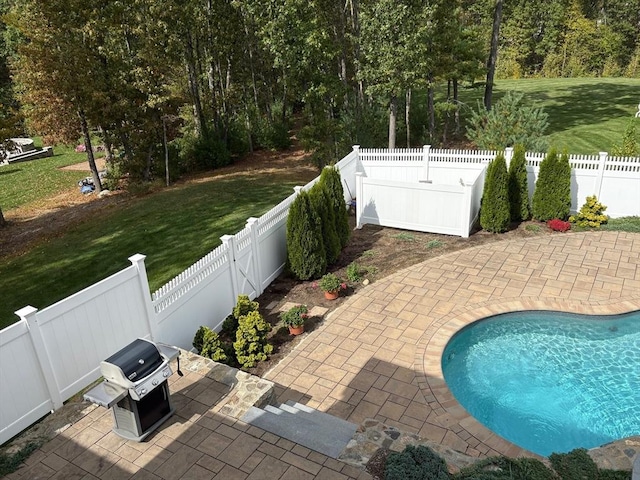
[152,379,159,386]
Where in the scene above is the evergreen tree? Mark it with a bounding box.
[532,148,572,221]
[508,143,530,222]
[233,310,273,368]
[480,153,510,233]
[319,166,350,248]
[309,183,341,266]
[286,190,326,280]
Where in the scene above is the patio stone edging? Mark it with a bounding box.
[178,349,276,418]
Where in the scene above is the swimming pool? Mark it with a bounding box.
[441,310,640,457]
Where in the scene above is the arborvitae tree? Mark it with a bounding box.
[286,190,326,280]
[310,183,341,266]
[508,143,531,222]
[319,166,350,248]
[480,153,510,233]
[532,148,572,221]
[233,310,273,368]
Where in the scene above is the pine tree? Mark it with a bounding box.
[508,143,530,222]
[532,148,572,221]
[319,166,350,248]
[310,183,341,266]
[233,310,273,368]
[286,190,326,280]
[480,153,510,233]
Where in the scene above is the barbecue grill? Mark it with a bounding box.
[84,338,181,441]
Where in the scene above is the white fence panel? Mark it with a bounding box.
[336,149,361,204]
[0,322,52,445]
[35,262,152,400]
[153,245,235,349]
[256,192,297,291]
[356,176,467,236]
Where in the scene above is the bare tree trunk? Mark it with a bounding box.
[453,79,460,134]
[185,32,206,137]
[484,0,503,111]
[388,95,397,149]
[78,109,102,193]
[427,78,435,141]
[405,89,411,148]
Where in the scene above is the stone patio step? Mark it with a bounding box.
[241,403,357,459]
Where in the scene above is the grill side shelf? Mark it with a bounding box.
[84,381,128,408]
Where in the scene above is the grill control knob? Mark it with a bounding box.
[140,388,147,395]
[163,370,170,378]
[152,379,159,386]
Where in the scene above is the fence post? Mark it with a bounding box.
[423,145,431,181]
[246,217,263,296]
[128,254,159,341]
[594,151,608,198]
[355,172,364,229]
[221,235,239,299]
[504,147,514,170]
[15,306,64,410]
[352,144,360,161]
[460,183,472,238]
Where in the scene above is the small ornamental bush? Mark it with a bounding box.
[549,449,598,480]
[318,272,346,292]
[547,219,571,232]
[532,148,572,221]
[319,166,350,248]
[384,445,450,480]
[455,455,556,480]
[192,326,228,363]
[233,310,273,368]
[279,305,308,327]
[508,143,531,222]
[286,190,326,280]
[222,295,260,334]
[570,195,608,228]
[346,261,363,283]
[480,153,510,233]
[310,183,341,265]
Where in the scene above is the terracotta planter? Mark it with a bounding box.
[288,325,304,336]
[324,289,339,300]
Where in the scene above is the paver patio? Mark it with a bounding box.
[6,231,640,479]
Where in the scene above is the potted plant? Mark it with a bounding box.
[318,273,346,300]
[280,304,308,335]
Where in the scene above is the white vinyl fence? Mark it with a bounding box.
[2,145,638,445]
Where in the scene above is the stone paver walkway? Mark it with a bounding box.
[266,231,640,460]
[6,231,640,479]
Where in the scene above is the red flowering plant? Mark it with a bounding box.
[547,219,571,232]
[318,273,347,293]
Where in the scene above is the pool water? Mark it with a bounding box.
[441,310,640,456]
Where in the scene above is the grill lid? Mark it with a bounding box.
[104,338,163,381]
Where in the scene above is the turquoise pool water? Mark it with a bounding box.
[441,310,640,456]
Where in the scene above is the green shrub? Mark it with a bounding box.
[193,326,229,363]
[310,183,341,266]
[549,449,598,480]
[279,304,308,327]
[532,148,572,221]
[480,153,510,233]
[233,294,259,320]
[508,144,531,222]
[286,190,327,280]
[454,456,555,480]
[176,132,231,172]
[319,166,350,248]
[466,91,549,152]
[385,445,450,480]
[426,239,444,249]
[346,261,363,283]
[233,310,273,368]
[611,118,639,157]
[570,195,609,228]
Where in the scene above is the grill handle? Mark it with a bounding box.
[157,342,183,376]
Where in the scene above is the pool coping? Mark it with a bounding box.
[415,296,640,460]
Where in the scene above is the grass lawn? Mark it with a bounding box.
[0,141,98,210]
[454,77,640,154]
[0,173,307,328]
